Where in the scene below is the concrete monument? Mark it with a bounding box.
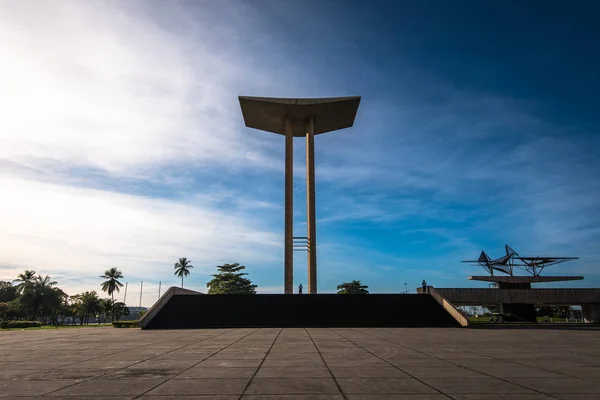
[238,96,361,294]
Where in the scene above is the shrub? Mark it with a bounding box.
[0,320,42,329]
[112,320,139,328]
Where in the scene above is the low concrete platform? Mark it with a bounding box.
[141,294,459,329]
[1,326,600,399]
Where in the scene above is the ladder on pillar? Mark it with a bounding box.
[293,236,309,252]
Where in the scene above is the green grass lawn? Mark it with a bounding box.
[1,323,113,331]
[469,316,492,323]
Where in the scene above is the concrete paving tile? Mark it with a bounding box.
[387,359,454,367]
[99,368,178,380]
[517,360,589,369]
[543,365,600,377]
[507,377,600,394]
[423,377,535,394]
[329,366,410,378]
[102,352,155,360]
[269,349,320,356]
[176,367,258,378]
[346,396,449,400]
[323,358,390,367]
[336,378,437,394]
[444,359,520,367]
[255,367,331,378]
[197,359,264,368]
[211,352,267,360]
[400,366,487,379]
[146,378,250,395]
[243,396,344,400]
[565,357,600,367]
[246,378,340,394]
[262,358,326,367]
[0,369,36,378]
[151,352,214,361]
[127,359,198,370]
[0,380,78,397]
[12,361,76,369]
[37,398,133,400]
[469,366,565,378]
[138,396,237,400]
[47,378,168,396]
[448,395,555,400]
[59,359,140,370]
[25,369,107,380]
[436,354,494,360]
[554,395,600,400]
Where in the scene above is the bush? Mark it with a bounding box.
[0,320,42,329]
[112,320,139,328]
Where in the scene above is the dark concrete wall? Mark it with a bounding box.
[500,303,537,322]
[143,294,460,329]
[582,304,600,323]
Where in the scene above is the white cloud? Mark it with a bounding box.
[0,175,280,294]
[0,1,291,299]
[0,0,278,178]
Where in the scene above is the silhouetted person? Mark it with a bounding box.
[422,280,427,294]
[298,283,303,294]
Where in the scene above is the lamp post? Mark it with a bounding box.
[404,283,407,294]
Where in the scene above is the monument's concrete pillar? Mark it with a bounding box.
[284,118,294,294]
[582,304,600,323]
[306,116,317,294]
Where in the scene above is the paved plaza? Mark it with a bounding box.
[1,327,600,399]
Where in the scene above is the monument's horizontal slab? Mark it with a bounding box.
[435,287,600,305]
[239,96,361,136]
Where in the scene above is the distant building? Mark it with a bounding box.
[121,306,147,321]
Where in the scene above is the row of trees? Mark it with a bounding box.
[173,259,258,294]
[174,258,369,295]
[0,269,129,324]
[1,259,369,324]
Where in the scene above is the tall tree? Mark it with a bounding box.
[174,257,193,288]
[13,270,37,294]
[112,302,129,321]
[207,263,257,294]
[337,280,369,294]
[0,281,17,302]
[40,287,67,325]
[100,267,124,320]
[99,298,114,322]
[71,291,101,325]
[19,275,57,320]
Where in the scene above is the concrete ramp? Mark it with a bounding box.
[140,294,461,329]
[138,286,203,329]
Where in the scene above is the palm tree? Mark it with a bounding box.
[174,257,193,288]
[71,291,101,325]
[99,298,114,322]
[100,267,124,321]
[13,270,37,294]
[29,275,57,320]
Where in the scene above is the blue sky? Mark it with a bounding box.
[1,0,599,305]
